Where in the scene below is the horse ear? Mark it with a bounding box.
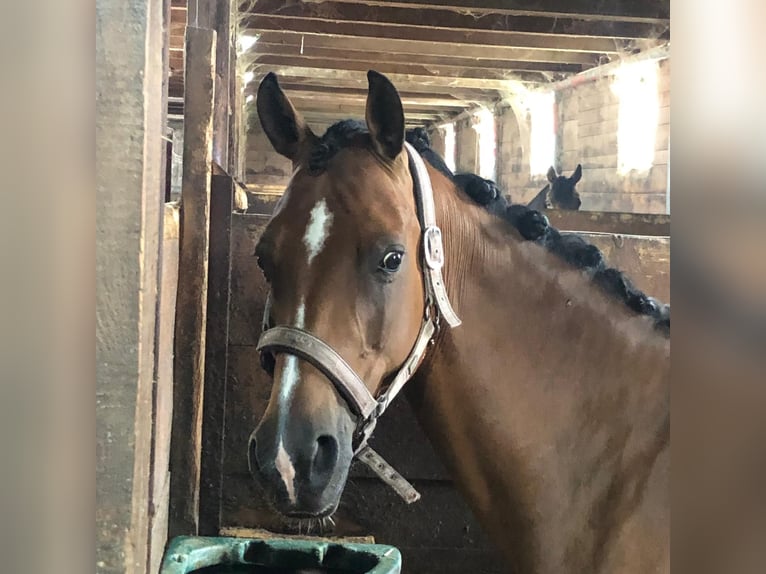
[256,72,315,160]
[571,164,582,184]
[547,166,558,183]
[365,70,405,160]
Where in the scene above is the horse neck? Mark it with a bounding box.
[406,170,670,573]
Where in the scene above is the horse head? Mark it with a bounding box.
[546,164,583,210]
[248,71,430,518]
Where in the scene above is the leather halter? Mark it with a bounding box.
[256,142,461,503]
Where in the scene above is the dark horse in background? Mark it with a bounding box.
[526,165,583,211]
[249,71,669,574]
[406,127,582,212]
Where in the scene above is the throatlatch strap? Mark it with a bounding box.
[404,142,461,329]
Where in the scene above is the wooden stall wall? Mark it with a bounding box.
[245,121,292,193]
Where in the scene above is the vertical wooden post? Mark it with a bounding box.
[96,0,163,571]
[212,0,233,168]
[148,203,181,574]
[198,170,235,535]
[169,26,217,537]
[228,47,241,178]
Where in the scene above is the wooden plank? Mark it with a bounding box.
[199,172,235,536]
[148,202,181,574]
[569,232,670,302]
[227,41,242,178]
[212,0,233,168]
[272,78,498,103]
[247,31,600,65]
[249,66,533,91]
[297,0,670,24]
[245,191,281,215]
[227,215,272,345]
[545,210,669,236]
[281,93,464,114]
[252,49,581,74]
[96,0,164,570]
[219,527,375,544]
[246,73,508,101]
[169,26,217,538]
[247,0,666,39]
[251,54,553,83]
[282,90,477,109]
[243,15,629,54]
[297,110,444,124]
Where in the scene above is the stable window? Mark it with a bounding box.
[475,109,496,180]
[528,91,556,176]
[442,123,456,173]
[612,60,659,175]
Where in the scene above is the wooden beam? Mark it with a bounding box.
[283,90,479,109]
[169,26,216,538]
[249,65,536,92]
[246,0,668,39]
[533,43,671,92]
[240,30,601,65]
[243,15,639,53]
[198,171,235,536]
[212,0,233,167]
[278,0,670,24]
[545,210,670,237]
[249,43,583,74]
[249,77,503,102]
[250,56,566,83]
[298,108,444,120]
[281,94,465,115]
[96,0,164,572]
[251,55,561,83]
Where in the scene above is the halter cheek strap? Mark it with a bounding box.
[256,143,461,504]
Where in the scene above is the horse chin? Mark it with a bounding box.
[282,500,339,520]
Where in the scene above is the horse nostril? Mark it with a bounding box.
[312,434,338,479]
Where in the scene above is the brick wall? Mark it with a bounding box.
[495,102,546,204]
[556,58,670,213]
[459,58,670,213]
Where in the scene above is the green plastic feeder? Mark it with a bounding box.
[160,536,402,574]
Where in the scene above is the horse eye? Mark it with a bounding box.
[379,250,404,273]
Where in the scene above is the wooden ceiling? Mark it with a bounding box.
[169,0,669,128]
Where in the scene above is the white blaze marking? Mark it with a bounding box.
[275,439,297,504]
[275,298,305,502]
[303,198,333,265]
[279,299,305,402]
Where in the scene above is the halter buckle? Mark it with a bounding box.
[423,226,445,270]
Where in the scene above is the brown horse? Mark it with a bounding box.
[248,70,669,574]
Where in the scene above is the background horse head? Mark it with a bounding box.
[527,165,583,211]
